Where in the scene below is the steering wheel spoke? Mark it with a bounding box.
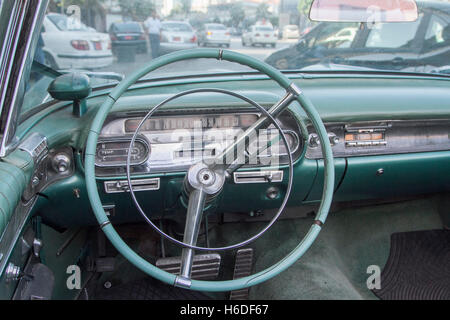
[180,188,206,278]
[212,86,300,175]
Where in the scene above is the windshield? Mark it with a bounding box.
[162,22,193,32]
[206,24,227,30]
[47,14,90,32]
[255,26,274,31]
[111,22,142,33]
[22,0,450,114]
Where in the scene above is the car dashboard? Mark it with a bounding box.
[16,73,450,228]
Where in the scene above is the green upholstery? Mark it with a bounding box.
[0,149,33,235]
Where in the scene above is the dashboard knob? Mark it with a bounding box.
[52,153,71,173]
[308,133,320,148]
[328,133,340,145]
[309,132,339,148]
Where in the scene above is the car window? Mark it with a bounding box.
[365,15,422,48]
[311,23,359,49]
[424,15,448,47]
[256,26,273,32]
[113,23,142,33]
[47,14,89,32]
[207,25,226,30]
[15,0,450,120]
[162,23,192,32]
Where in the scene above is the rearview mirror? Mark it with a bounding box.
[309,0,418,23]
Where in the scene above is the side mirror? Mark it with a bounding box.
[47,73,91,117]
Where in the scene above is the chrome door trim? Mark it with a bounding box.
[0,0,49,158]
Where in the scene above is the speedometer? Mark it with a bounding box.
[95,137,150,167]
[96,111,303,176]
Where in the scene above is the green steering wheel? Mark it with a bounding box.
[84,48,335,292]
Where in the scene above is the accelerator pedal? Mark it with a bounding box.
[156,253,221,280]
[230,248,254,300]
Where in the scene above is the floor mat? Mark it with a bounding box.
[373,230,450,300]
[90,276,211,300]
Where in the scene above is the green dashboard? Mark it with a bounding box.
[11,72,450,229]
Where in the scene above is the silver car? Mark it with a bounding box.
[160,21,198,54]
[197,23,231,47]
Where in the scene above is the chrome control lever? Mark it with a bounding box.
[179,162,226,278]
[180,188,206,278]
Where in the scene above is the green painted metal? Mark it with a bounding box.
[335,151,450,202]
[47,73,91,101]
[84,48,335,291]
[17,74,450,150]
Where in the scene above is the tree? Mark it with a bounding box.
[297,0,314,17]
[297,0,314,32]
[118,0,155,21]
[256,3,270,20]
[180,0,192,15]
[230,3,245,28]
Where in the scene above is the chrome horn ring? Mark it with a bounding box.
[126,88,294,251]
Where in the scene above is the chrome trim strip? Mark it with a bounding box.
[95,136,150,168]
[0,0,49,158]
[287,83,302,97]
[174,275,192,289]
[18,132,48,163]
[104,178,160,193]
[233,170,284,184]
[99,221,111,229]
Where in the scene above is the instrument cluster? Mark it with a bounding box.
[94,110,304,177]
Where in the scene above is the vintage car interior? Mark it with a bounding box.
[0,0,449,301]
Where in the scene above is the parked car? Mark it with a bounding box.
[108,21,147,55]
[282,24,300,39]
[265,1,450,72]
[241,25,278,47]
[159,21,198,54]
[41,13,113,70]
[197,23,231,47]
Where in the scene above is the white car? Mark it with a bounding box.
[241,25,277,47]
[197,23,231,47]
[282,25,300,39]
[41,13,113,70]
[322,27,358,48]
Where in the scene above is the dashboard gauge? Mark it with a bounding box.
[124,114,259,132]
[96,111,303,176]
[95,137,150,167]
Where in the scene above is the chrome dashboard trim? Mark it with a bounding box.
[104,178,160,194]
[96,110,303,176]
[306,119,450,159]
[233,170,284,184]
[18,132,48,163]
[95,136,150,168]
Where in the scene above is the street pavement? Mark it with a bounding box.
[101,37,297,78]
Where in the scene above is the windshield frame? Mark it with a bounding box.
[0,0,49,158]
